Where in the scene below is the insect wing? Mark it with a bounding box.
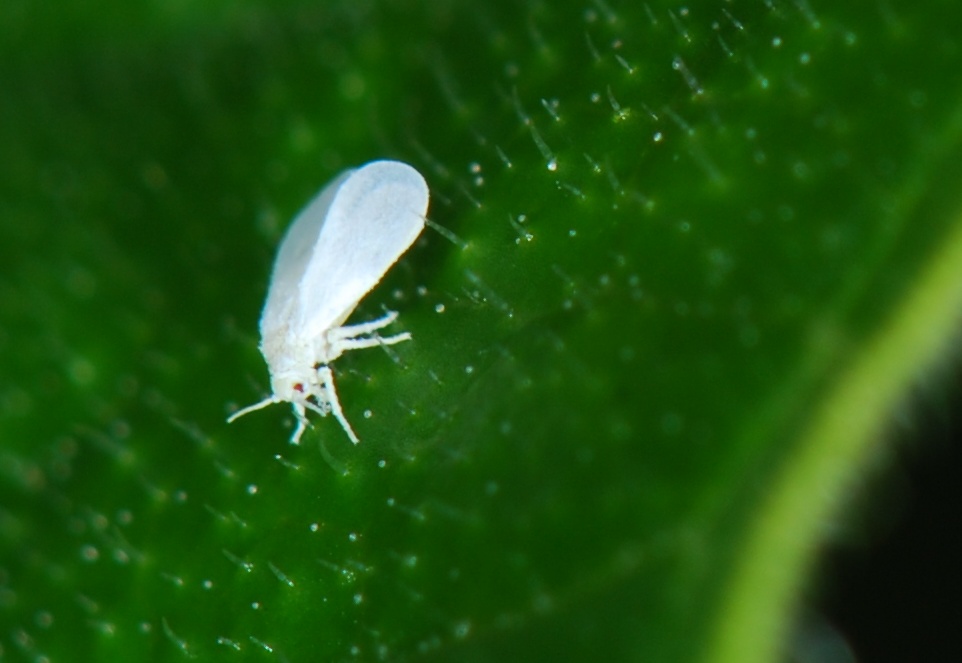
[259,168,354,343]
[296,160,429,336]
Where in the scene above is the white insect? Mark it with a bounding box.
[228,160,429,444]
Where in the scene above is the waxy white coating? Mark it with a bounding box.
[228,160,429,444]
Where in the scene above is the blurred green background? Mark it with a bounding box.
[2,1,962,661]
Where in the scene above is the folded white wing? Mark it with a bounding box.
[260,160,429,349]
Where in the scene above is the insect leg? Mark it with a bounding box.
[317,365,360,444]
[334,331,411,352]
[290,402,311,445]
[329,310,399,340]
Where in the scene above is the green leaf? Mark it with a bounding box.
[2,1,961,661]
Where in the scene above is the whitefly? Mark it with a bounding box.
[228,160,429,444]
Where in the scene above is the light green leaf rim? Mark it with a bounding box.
[707,205,962,662]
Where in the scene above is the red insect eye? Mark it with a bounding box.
[294,383,304,393]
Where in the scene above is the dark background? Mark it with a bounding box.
[819,372,962,661]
